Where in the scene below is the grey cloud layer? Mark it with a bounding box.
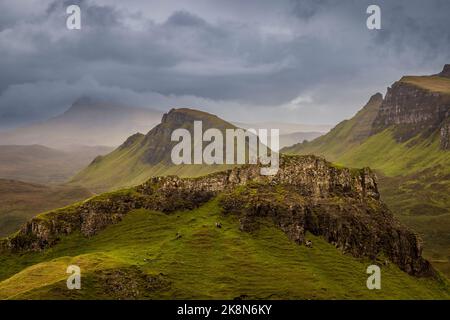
[0,0,449,127]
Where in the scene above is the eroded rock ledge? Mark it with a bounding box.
[0,155,433,277]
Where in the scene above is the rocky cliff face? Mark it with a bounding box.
[372,80,450,145]
[1,155,433,277]
[371,66,450,149]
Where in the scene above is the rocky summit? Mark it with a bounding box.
[2,155,433,277]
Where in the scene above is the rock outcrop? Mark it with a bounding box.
[1,155,433,277]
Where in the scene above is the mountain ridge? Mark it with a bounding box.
[70,108,239,192]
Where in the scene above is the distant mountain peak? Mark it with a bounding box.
[161,108,229,127]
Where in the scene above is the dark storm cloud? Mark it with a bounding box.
[0,0,450,128]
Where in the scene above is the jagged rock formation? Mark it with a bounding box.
[1,155,433,277]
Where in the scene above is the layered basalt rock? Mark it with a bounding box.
[372,65,450,149]
[1,155,433,277]
[372,80,450,145]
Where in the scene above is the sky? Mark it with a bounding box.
[0,0,450,129]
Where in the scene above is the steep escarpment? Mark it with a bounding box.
[2,155,433,277]
[285,65,450,156]
[371,76,450,146]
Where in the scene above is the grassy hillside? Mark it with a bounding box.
[0,179,92,237]
[283,93,383,160]
[378,171,450,277]
[0,199,448,300]
[70,133,233,192]
[336,129,450,176]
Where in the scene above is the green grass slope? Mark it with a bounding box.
[283,93,383,160]
[0,199,448,300]
[336,129,450,176]
[70,133,231,193]
[400,75,450,94]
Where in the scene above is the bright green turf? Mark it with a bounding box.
[0,200,449,299]
[335,130,450,176]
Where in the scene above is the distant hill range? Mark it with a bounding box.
[233,121,329,148]
[283,64,450,276]
[232,121,332,135]
[0,97,162,147]
[0,179,92,237]
[0,144,114,185]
